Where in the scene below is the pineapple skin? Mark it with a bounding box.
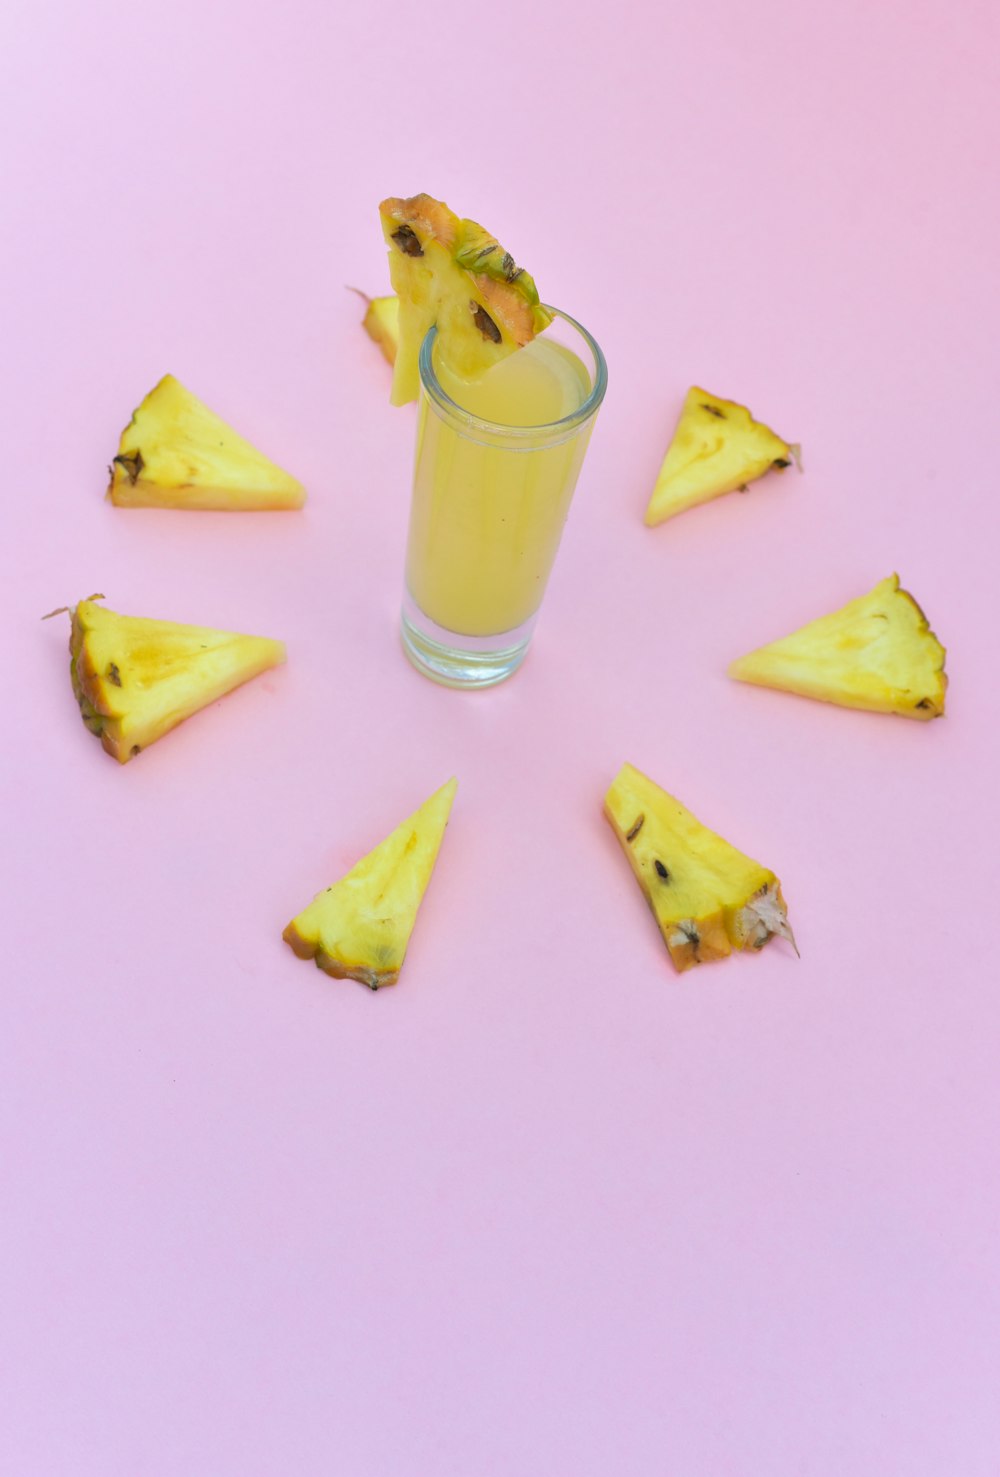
[283,779,457,990]
[379,193,552,405]
[107,374,306,511]
[645,387,796,526]
[69,599,286,762]
[282,921,394,991]
[728,574,947,719]
[604,764,794,973]
[281,928,396,992]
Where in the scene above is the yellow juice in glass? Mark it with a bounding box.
[400,307,606,687]
[406,333,594,638]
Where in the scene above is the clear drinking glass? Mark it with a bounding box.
[400,308,607,688]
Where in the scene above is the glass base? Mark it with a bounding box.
[400,595,535,689]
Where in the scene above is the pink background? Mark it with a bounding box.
[2,0,999,1472]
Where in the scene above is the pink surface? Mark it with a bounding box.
[2,0,999,1472]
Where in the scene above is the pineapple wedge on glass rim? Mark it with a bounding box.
[645,386,799,526]
[605,764,797,973]
[729,574,947,719]
[283,779,457,990]
[107,374,305,511]
[65,597,285,762]
[380,193,553,405]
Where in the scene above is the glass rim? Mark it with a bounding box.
[417,305,608,441]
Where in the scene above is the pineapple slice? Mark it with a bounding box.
[283,779,457,990]
[605,763,797,973]
[644,387,798,526]
[380,193,553,405]
[68,597,285,762]
[729,574,947,719]
[107,374,305,510]
[357,291,399,364]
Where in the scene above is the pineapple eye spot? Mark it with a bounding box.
[700,403,725,419]
[391,225,423,257]
[625,814,644,843]
[654,859,670,880]
[114,450,145,485]
[472,305,502,344]
[107,662,122,687]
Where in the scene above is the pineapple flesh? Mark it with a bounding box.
[283,779,458,990]
[69,598,286,762]
[359,292,400,365]
[380,193,553,405]
[728,574,947,719]
[605,764,797,973]
[645,387,798,526]
[107,374,305,510]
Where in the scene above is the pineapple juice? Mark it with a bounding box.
[405,333,594,637]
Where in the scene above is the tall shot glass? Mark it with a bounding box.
[400,309,607,688]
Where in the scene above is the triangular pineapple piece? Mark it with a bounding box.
[69,598,285,762]
[729,575,947,719]
[380,193,553,404]
[356,290,399,365]
[107,374,306,510]
[644,387,798,526]
[283,779,458,990]
[605,764,797,973]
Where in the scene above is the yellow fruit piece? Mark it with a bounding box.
[359,292,399,364]
[729,574,947,719]
[107,374,305,510]
[604,764,797,973]
[69,598,285,762]
[645,387,798,526]
[380,192,553,405]
[283,779,457,990]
